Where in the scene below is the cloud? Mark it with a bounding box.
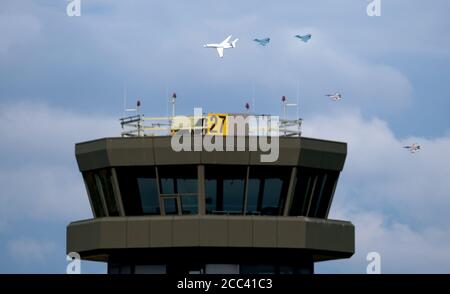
[303,110,450,273]
[6,238,56,265]
[304,109,450,227]
[0,10,41,56]
[0,0,418,117]
[0,101,117,221]
[318,203,450,273]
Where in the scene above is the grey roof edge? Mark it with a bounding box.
[75,136,347,171]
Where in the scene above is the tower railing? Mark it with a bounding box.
[119,114,302,137]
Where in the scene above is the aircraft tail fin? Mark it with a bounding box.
[231,38,239,48]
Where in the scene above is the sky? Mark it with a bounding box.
[0,0,450,273]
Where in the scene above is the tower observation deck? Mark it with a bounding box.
[66,110,354,274]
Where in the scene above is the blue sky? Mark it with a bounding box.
[1,0,450,273]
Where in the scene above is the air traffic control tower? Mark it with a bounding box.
[66,107,355,274]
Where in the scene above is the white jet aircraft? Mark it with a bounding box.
[203,35,239,58]
[403,143,421,153]
[326,92,342,101]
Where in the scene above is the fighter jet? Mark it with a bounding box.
[295,34,312,43]
[203,35,239,58]
[253,37,270,46]
[403,143,421,153]
[326,92,342,101]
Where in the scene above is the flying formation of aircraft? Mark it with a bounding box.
[325,92,342,101]
[203,34,313,57]
[403,143,421,153]
[253,37,270,46]
[203,35,239,58]
[201,33,423,154]
[295,34,312,43]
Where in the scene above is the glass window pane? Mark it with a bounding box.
[205,179,217,213]
[160,178,175,194]
[97,169,119,216]
[116,167,158,216]
[181,195,198,215]
[223,178,245,213]
[205,165,246,214]
[246,179,261,215]
[83,171,106,217]
[290,169,310,216]
[177,178,197,194]
[164,198,178,215]
[137,177,160,215]
[261,178,283,215]
[247,167,290,216]
[310,174,328,217]
[301,175,315,216]
[289,167,339,217]
[158,165,198,215]
[158,165,197,195]
[316,172,339,218]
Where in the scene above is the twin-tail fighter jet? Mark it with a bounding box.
[253,37,270,46]
[295,34,312,43]
[403,143,421,153]
[325,92,342,101]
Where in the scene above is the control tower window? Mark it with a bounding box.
[82,169,119,217]
[137,177,160,215]
[289,168,339,218]
[311,171,339,218]
[290,168,314,216]
[246,167,290,215]
[162,197,179,215]
[116,167,160,216]
[205,165,246,214]
[83,171,106,217]
[158,165,198,215]
[97,169,120,216]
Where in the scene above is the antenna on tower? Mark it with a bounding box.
[252,81,256,114]
[136,99,141,114]
[281,95,299,136]
[136,99,143,136]
[245,102,250,114]
[165,82,169,122]
[296,80,300,121]
[170,92,177,118]
[123,82,127,116]
[281,96,297,119]
[123,84,139,114]
[168,92,177,129]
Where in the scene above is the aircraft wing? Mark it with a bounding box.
[220,35,232,45]
[216,47,224,58]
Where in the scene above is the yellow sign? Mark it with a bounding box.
[207,113,228,135]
